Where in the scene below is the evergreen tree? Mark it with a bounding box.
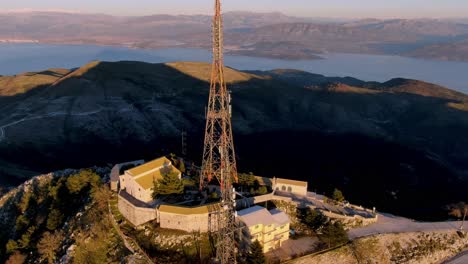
[5,240,18,254]
[332,188,345,203]
[320,222,348,248]
[246,240,266,264]
[178,160,186,174]
[46,209,63,230]
[152,169,184,198]
[257,186,268,195]
[18,226,36,249]
[38,231,63,264]
[298,207,327,231]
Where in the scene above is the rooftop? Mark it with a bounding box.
[127,157,171,177]
[237,205,289,227]
[126,157,181,190]
[270,209,290,225]
[159,203,220,215]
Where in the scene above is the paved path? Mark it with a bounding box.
[443,250,468,264]
[348,213,463,239]
[267,237,319,261]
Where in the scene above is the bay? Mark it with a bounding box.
[0,43,467,93]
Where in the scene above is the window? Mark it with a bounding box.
[281,186,286,191]
[275,187,279,191]
[287,186,292,192]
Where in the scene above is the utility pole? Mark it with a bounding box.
[199,0,238,263]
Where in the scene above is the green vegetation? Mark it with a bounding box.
[169,153,186,174]
[246,240,266,264]
[152,168,184,198]
[0,169,129,263]
[332,188,345,203]
[38,231,64,263]
[236,173,270,196]
[320,222,349,248]
[297,207,327,231]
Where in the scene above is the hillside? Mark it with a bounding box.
[0,61,467,220]
[222,20,468,60]
[292,231,468,264]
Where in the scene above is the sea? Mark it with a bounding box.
[0,43,468,94]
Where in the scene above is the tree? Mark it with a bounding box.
[178,160,186,174]
[298,207,328,231]
[15,215,30,233]
[238,173,256,188]
[332,188,345,203]
[38,231,64,264]
[257,186,268,195]
[91,186,111,211]
[210,192,219,199]
[320,221,348,248]
[18,226,36,249]
[5,240,18,254]
[66,170,101,194]
[448,202,468,230]
[152,169,184,198]
[46,208,64,230]
[246,240,266,264]
[6,251,26,264]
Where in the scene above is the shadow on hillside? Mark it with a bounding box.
[0,60,467,220]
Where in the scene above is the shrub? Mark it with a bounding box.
[46,209,64,231]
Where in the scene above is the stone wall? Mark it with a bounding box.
[159,212,218,232]
[118,191,157,226]
[322,211,378,227]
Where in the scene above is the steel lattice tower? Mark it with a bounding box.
[200,0,238,263]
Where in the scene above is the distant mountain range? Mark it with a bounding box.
[1,11,468,61]
[0,61,467,220]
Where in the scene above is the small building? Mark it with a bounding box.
[120,157,181,203]
[110,160,144,192]
[273,178,308,196]
[237,205,290,253]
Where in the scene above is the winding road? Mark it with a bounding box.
[0,108,103,142]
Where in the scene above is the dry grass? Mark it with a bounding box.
[166,61,265,83]
[0,69,70,96]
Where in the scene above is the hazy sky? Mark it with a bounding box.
[1,0,468,18]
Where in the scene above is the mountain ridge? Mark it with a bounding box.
[1,12,468,61]
[0,61,467,220]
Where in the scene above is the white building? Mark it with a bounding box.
[237,205,290,253]
[273,178,308,196]
[119,156,181,203]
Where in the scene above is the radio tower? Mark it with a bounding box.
[200,0,238,263]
